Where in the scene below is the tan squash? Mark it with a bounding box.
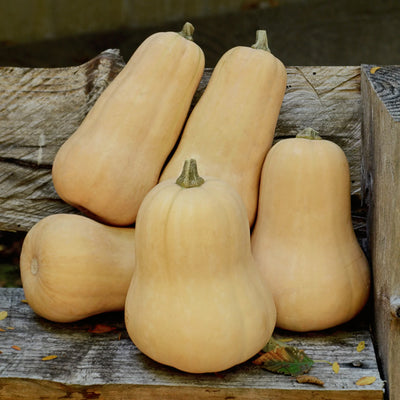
[20,214,135,323]
[160,30,286,226]
[251,128,371,332]
[52,22,205,226]
[125,159,276,373]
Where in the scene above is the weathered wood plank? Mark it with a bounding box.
[277,66,362,192]
[0,54,362,232]
[0,49,125,231]
[361,64,400,400]
[0,288,384,399]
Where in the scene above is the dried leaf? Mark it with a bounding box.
[21,299,28,304]
[0,311,8,321]
[357,341,365,352]
[6,327,14,330]
[42,355,58,361]
[88,324,117,334]
[370,67,381,74]
[257,345,314,376]
[356,376,376,386]
[262,336,294,352]
[11,345,21,351]
[0,328,5,332]
[332,361,340,373]
[296,374,324,386]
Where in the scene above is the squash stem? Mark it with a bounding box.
[176,159,205,188]
[178,22,195,41]
[251,30,271,52]
[296,127,322,140]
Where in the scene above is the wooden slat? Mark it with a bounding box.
[0,288,384,399]
[0,54,362,232]
[361,64,400,400]
[0,49,125,232]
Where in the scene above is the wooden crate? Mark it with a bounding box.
[0,50,397,399]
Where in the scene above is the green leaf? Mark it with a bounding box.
[255,342,314,376]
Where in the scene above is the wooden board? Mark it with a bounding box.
[0,50,362,232]
[361,64,400,400]
[0,288,384,400]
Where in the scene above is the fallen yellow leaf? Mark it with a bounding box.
[21,299,28,304]
[357,341,365,352]
[332,362,340,373]
[356,376,376,386]
[370,67,381,74]
[42,355,58,361]
[0,311,8,321]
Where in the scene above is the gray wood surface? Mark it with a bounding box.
[361,64,400,400]
[0,49,125,232]
[0,51,362,232]
[0,288,384,399]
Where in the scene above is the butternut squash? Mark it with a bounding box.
[20,214,135,322]
[125,159,276,373]
[52,23,205,226]
[251,128,371,332]
[160,30,286,226]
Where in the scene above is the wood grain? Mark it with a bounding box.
[0,49,125,231]
[0,288,384,400]
[0,54,362,232]
[361,64,400,400]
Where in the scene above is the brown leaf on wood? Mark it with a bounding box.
[296,375,324,386]
[11,345,21,351]
[253,343,314,376]
[88,324,117,334]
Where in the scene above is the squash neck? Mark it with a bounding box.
[296,127,322,140]
[176,159,205,188]
[178,22,195,41]
[251,30,271,52]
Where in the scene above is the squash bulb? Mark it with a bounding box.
[251,128,371,332]
[125,159,276,373]
[20,214,135,323]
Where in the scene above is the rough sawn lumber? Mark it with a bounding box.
[0,288,384,400]
[361,64,400,400]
